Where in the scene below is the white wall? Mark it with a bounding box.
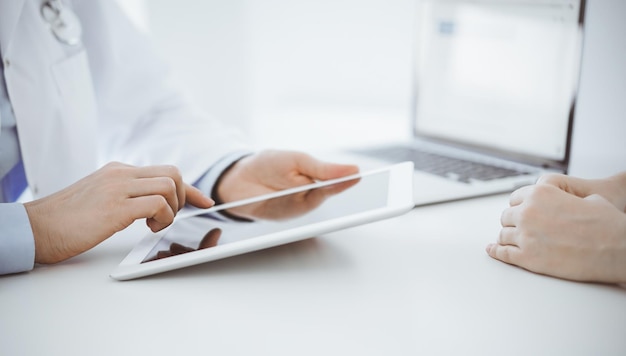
[142,0,414,140]
[243,1,415,113]
[141,0,624,177]
[146,0,250,131]
[567,0,626,178]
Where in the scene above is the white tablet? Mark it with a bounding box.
[110,162,414,280]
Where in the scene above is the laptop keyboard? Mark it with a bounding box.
[354,146,530,183]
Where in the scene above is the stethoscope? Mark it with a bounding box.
[40,0,82,46]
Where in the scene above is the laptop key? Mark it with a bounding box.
[354,146,530,183]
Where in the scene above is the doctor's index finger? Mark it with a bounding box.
[184,183,214,209]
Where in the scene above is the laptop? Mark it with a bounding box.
[344,0,587,206]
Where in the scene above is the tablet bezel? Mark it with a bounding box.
[110,162,414,280]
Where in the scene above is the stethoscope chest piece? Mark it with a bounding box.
[41,0,82,46]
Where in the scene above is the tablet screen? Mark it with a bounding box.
[140,171,390,263]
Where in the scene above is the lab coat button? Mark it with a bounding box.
[3,58,9,67]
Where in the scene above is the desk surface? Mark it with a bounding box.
[2,193,625,356]
[3,110,626,355]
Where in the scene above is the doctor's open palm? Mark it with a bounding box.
[23,162,214,264]
[212,150,359,221]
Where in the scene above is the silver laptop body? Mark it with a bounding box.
[347,0,586,206]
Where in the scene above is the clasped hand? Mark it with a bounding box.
[486,173,626,283]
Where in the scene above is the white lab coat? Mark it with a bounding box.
[0,0,248,199]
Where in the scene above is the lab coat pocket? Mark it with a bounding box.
[51,49,99,131]
[49,49,99,185]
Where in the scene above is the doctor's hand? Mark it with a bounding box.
[486,172,626,284]
[24,162,214,264]
[213,150,359,220]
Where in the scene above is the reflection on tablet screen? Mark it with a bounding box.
[141,172,389,263]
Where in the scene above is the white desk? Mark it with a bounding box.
[2,193,625,355]
[3,106,625,355]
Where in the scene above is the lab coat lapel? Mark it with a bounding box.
[3,1,99,199]
[0,0,26,57]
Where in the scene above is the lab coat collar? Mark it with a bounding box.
[0,0,26,57]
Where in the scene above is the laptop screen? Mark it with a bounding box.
[413,0,584,166]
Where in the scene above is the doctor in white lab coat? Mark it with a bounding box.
[0,0,358,274]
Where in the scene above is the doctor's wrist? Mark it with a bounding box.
[211,159,253,222]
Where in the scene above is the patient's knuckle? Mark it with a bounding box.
[499,209,509,226]
[525,184,552,204]
[496,246,511,262]
[517,206,535,224]
[533,183,553,194]
[535,173,553,184]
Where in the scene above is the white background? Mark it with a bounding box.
[123,0,624,178]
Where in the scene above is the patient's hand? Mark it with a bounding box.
[486,174,626,284]
[536,173,626,212]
